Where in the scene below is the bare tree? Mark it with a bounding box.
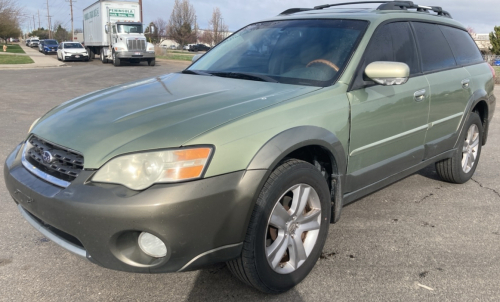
[208,7,228,46]
[466,26,476,38]
[198,29,212,45]
[167,0,197,48]
[154,17,167,42]
[0,0,22,43]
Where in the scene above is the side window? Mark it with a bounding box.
[439,25,484,66]
[412,22,457,73]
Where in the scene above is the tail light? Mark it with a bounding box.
[488,64,496,80]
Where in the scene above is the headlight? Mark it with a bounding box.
[92,147,213,190]
[28,117,40,133]
[115,47,126,51]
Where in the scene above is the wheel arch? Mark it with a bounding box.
[456,89,490,147]
[246,126,347,223]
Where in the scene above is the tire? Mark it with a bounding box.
[227,159,331,294]
[101,48,108,64]
[148,58,155,66]
[435,111,483,184]
[112,52,120,66]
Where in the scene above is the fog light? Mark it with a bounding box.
[138,232,167,258]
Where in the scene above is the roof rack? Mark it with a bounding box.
[279,0,452,18]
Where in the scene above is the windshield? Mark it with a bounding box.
[188,19,367,87]
[64,43,83,49]
[117,24,143,34]
[32,39,39,42]
[45,40,58,45]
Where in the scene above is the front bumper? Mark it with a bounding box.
[64,53,88,60]
[115,51,155,60]
[4,142,266,273]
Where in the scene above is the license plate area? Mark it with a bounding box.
[13,189,33,204]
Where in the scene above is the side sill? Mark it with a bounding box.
[343,149,456,205]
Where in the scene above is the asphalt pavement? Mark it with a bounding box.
[0,62,499,302]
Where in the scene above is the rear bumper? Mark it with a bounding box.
[4,142,266,273]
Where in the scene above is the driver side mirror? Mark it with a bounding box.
[192,54,203,63]
[105,25,109,34]
[365,61,410,86]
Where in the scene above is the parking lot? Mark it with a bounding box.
[0,62,499,301]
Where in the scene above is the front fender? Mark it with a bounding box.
[247,126,347,176]
[246,125,347,223]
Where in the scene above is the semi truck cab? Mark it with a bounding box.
[102,22,155,66]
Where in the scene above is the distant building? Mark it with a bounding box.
[473,33,491,54]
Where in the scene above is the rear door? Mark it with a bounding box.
[411,22,473,158]
[346,22,430,192]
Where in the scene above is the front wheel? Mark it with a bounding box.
[435,111,483,184]
[148,58,155,66]
[112,52,120,66]
[227,159,331,294]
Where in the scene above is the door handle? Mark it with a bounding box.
[414,89,426,102]
[461,79,470,89]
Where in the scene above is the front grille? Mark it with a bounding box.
[25,136,84,182]
[127,39,146,51]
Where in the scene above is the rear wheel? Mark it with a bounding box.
[227,159,331,294]
[435,111,483,184]
[101,48,108,64]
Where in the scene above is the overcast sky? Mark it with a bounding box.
[18,0,499,34]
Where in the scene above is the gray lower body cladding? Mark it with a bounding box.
[4,143,265,273]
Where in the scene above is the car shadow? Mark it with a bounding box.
[184,264,306,301]
[416,163,442,181]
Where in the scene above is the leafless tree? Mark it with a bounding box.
[154,17,167,41]
[167,0,197,47]
[0,0,22,43]
[466,26,476,38]
[198,29,213,45]
[208,7,228,46]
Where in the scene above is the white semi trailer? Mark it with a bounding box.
[83,0,155,66]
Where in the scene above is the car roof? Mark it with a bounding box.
[260,1,464,30]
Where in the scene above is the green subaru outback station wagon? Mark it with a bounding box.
[4,0,496,294]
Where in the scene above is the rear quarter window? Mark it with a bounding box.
[439,25,484,66]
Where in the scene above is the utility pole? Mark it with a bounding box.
[139,0,143,23]
[33,15,36,32]
[46,0,51,38]
[38,10,41,29]
[65,0,75,41]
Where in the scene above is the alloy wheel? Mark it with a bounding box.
[265,184,321,274]
[462,124,480,173]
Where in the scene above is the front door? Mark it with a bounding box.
[346,22,430,192]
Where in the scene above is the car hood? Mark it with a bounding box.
[32,73,318,169]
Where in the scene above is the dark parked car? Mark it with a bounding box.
[189,44,210,52]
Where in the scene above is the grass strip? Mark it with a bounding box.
[0,54,34,64]
[1,44,26,54]
[156,54,194,62]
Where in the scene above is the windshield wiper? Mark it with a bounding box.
[182,70,213,76]
[211,72,279,83]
